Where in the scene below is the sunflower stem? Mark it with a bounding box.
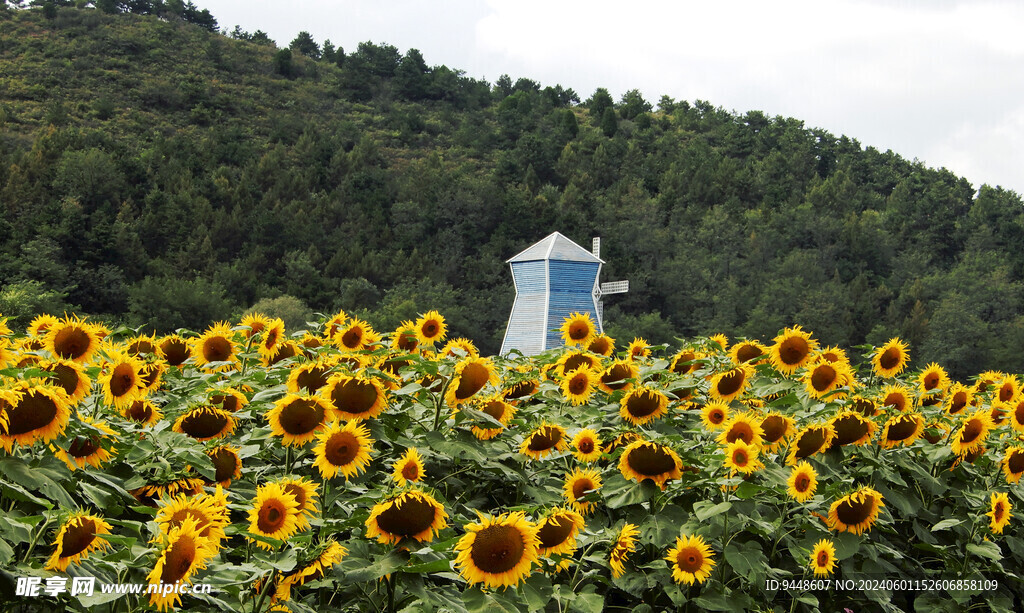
[285,446,293,475]
[385,572,397,612]
[433,379,452,431]
[21,515,52,564]
[252,570,276,613]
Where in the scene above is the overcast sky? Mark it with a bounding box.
[199,0,1024,196]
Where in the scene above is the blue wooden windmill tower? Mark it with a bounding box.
[500,232,628,356]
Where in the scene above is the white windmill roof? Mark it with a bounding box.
[507,232,604,264]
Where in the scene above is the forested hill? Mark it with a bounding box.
[2,4,1024,376]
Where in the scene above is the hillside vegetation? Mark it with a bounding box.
[2,4,1024,375]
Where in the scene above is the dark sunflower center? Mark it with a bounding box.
[423,322,439,337]
[469,525,525,574]
[110,363,136,397]
[710,409,725,425]
[886,416,918,442]
[600,364,633,390]
[284,484,308,511]
[795,475,811,492]
[53,327,90,360]
[568,322,589,341]
[625,444,676,477]
[794,428,828,459]
[1000,384,1014,402]
[326,432,359,466]
[817,550,829,566]
[330,380,380,414]
[211,394,238,412]
[761,416,787,443]
[834,415,869,445]
[181,409,228,439]
[672,352,696,374]
[716,370,745,397]
[161,536,196,584]
[572,478,594,500]
[527,427,562,452]
[454,363,490,400]
[398,333,418,351]
[852,398,877,417]
[264,329,279,350]
[4,391,59,436]
[811,366,837,392]
[589,337,611,355]
[960,419,983,445]
[994,502,1006,521]
[341,327,363,349]
[47,363,80,397]
[376,496,437,537]
[568,375,588,395]
[923,373,939,390]
[879,347,901,369]
[883,393,906,412]
[280,399,326,434]
[211,449,238,482]
[736,344,762,363]
[482,401,507,421]
[562,354,594,373]
[578,440,594,454]
[161,339,189,366]
[202,336,232,363]
[537,515,574,549]
[677,547,703,573]
[626,391,660,418]
[733,450,748,466]
[726,423,755,444]
[68,436,100,458]
[1009,450,1024,474]
[60,519,97,559]
[258,501,286,533]
[835,494,874,525]
[504,381,536,400]
[402,462,419,480]
[126,401,153,423]
[779,337,810,365]
[1014,403,1024,427]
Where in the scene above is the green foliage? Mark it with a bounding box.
[127,276,234,333]
[0,280,70,329]
[245,294,313,331]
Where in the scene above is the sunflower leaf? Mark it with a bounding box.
[931,518,962,532]
[694,500,732,522]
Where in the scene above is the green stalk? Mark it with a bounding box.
[22,515,52,564]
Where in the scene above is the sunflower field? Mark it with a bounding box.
[0,310,1022,612]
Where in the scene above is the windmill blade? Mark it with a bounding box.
[597,300,604,323]
[591,237,601,258]
[600,280,629,295]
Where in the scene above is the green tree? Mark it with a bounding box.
[273,48,293,78]
[600,107,618,137]
[128,276,234,333]
[290,31,320,59]
[0,280,70,330]
[619,89,651,120]
[246,295,313,331]
[588,87,613,124]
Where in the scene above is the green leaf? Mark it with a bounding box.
[694,500,732,522]
[401,559,452,574]
[0,536,13,564]
[605,479,660,509]
[346,549,410,583]
[966,541,1002,561]
[931,518,962,532]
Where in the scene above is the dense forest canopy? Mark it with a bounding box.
[2,3,1024,377]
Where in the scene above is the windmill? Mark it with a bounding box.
[500,232,629,356]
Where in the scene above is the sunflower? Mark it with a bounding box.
[98,350,147,411]
[208,387,248,413]
[571,429,603,463]
[148,517,218,611]
[666,534,715,585]
[619,441,683,490]
[1010,400,1024,432]
[810,539,837,577]
[365,489,448,544]
[723,439,763,475]
[872,337,910,378]
[730,340,766,365]
[131,477,204,506]
[817,346,849,365]
[878,384,913,413]
[207,445,242,487]
[828,487,885,535]
[470,395,517,440]
[280,477,320,530]
[557,365,597,406]
[0,379,71,452]
[440,337,479,358]
[391,320,420,352]
[520,423,569,460]
[312,421,374,480]
[917,362,950,395]
[391,447,425,486]
[27,314,59,338]
[879,412,923,449]
[155,488,230,546]
[266,394,334,446]
[158,334,190,367]
[247,482,301,549]
[329,317,370,352]
[708,333,729,352]
[45,316,101,363]
[998,375,1020,403]
[454,511,540,589]
[627,338,651,361]
[44,512,113,572]
[603,431,642,454]
[276,540,348,601]
[717,412,765,447]
[446,356,500,407]
[40,358,91,406]
[258,318,286,360]
[324,309,349,340]
[619,386,669,426]
[124,399,162,425]
[848,395,878,418]
[139,361,166,393]
[503,376,539,402]
[785,424,835,466]
[803,360,851,400]
[233,313,266,344]
[769,326,818,375]
[945,383,973,415]
[563,468,603,515]
[951,409,994,457]
[609,523,640,579]
[701,401,730,431]
[598,360,638,394]
[560,312,597,347]
[1002,447,1024,484]
[760,411,796,452]
[709,364,753,403]
[413,310,447,346]
[987,492,1013,534]
[787,461,818,503]
[53,417,118,471]
[588,334,615,356]
[190,323,238,372]
[173,406,236,442]
[535,507,585,560]
[829,410,877,447]
[670,349,703,375]
[320,373,389,421]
